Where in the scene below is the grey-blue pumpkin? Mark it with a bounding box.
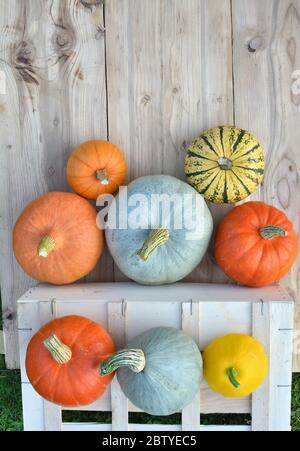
[100,327,203,416]
[105,175,213,285]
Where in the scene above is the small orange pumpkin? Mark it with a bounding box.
[26,315,116,406]
[67,140,126,200]
[13,192,104,284]
[215,201,298,287]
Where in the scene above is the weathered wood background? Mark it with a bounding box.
[0,0,299,370]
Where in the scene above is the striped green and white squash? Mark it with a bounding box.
[185,126,265,204]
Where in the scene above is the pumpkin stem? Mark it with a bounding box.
[227,367,241,389]
[38,236,56,258]
[218,157,233,170]
[137,228,170,261]
[43,335,72,364]
[260,225,287,240]
[96,169,109,185]
[100,349,146,375]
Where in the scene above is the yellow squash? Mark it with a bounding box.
[185,126,265,204]
[203,334,268,398]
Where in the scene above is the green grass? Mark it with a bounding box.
[0,355,23,431]
[0,352,299,431]
[292,373,300,431]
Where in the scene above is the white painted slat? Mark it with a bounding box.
[127,302,181,340]
[19,283,293,304]
[63,422,112,431]
[18,301,40,383]
[201,425,251,432]
[0,330,4,354]
[43,401,62,432]
[252,301,294,431]
[108,302,128,431]
[38,300,56,325]
[62,423,251,432]
[56,301,108,330]
[182,302,201,431]
[18,301,45,430]
[21,384,45,431]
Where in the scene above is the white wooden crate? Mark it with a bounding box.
[18,283,294,432]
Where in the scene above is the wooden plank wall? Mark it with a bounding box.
[0,0,299,369]
[232,0,300,370]
[0,0,112,368]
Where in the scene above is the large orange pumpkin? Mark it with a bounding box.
[13,192,103,285]
[26,316,116,407]
[215,201,298,287]
[67,140,126,200]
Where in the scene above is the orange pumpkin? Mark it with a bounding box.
[13,192,103,285]
[26,315,116,406]
[215,201,298,287]
[67,140,126,200]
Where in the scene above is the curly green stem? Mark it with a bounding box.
[43,335,72,364]
[100,349,146,376]
[227,367,240,389]
[137,228,170,261]
[260,225,287,240]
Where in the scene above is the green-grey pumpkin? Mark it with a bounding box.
[100,327,203,416]
[105,175,213,285]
